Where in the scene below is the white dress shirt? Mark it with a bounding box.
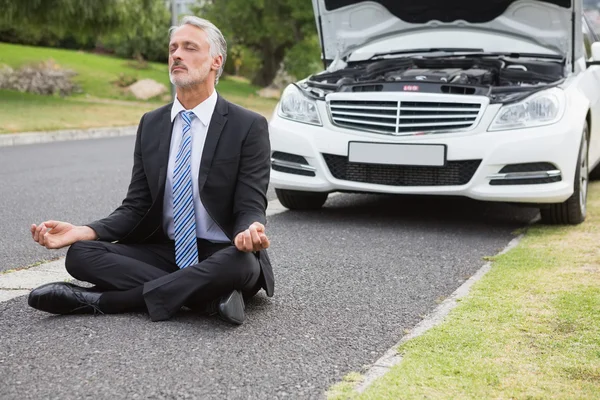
[163,90,229,243]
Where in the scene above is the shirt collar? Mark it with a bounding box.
[170,89,218,126]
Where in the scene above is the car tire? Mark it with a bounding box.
[275,189,328,210]
[540,123,589,225]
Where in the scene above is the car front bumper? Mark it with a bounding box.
[268,102,583,204]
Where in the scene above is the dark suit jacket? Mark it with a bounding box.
[86,94,274,297]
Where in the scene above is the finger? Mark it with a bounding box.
[259,233,270,249]
[31,224,37,239]
[243,230,252,252]
[43,232,51,249]
[34,223,45,242]
[249,225,261,248]
[251,222,265,233]
[42,220,59,230]
[234,233,244,251]
[39,226,48,246]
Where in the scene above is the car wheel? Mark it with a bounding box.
[275,189,328,210]
[540,123,589,225]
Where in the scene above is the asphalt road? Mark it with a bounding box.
[0,136,276,272]
[0,137,538,399]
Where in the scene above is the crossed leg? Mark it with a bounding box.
[64,240,261,321]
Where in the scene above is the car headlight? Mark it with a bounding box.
[277,84,322,126]
[488,88,566,131]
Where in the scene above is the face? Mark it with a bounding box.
[168,24,222,89]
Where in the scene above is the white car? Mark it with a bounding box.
[268,0,600,224]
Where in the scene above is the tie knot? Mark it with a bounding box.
[181,110,195,126]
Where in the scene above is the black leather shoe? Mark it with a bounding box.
[218,290,246,325]
[204,290,246,325]
[28,282,104,315]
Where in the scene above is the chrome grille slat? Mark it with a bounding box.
[398,114,479,120]
[331,110,398,119]
[328,98,484,135]
[333,116,398,127]
[399,107,479,112]
[330,105,398,111]
[396,120,476,128]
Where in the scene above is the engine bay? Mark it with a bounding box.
[303,55,566,103]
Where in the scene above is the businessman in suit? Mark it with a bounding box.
[27,16,273,325]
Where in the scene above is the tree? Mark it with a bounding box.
[197,0,319,86]
[0,0,136,37]
[0,0,169,61]
[99,0,171,63]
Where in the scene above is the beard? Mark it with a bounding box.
[169,62,211,88]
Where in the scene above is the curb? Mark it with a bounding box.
[0,125,137,147]
[349,232,527,394]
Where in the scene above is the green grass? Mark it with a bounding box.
[0,42,169,100]
[0,90,156,133]
[0,42,278,132]
[328,183,600,399]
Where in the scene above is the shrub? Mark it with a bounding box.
[0,59,81,96]
[112,72,138,88]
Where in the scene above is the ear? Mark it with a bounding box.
[211,54,223,72]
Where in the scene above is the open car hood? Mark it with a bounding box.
[312,0,580,63]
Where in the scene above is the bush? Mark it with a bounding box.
[224,44,262,80]
[0,59,81,96]
[283,34,323,81]
[112,73,138,88]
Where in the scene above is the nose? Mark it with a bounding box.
[170,47,184,62]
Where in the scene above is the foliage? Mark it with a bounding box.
[283,34,323,81]
[0,0,169,63]
[99,0,171,63]
[223,44,263,79]
[112,73,139,88]
[0,0,139,38]
[197,0,320,86]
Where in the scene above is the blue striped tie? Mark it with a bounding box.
[173,110,199,269]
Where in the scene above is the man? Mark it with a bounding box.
[27,16,274,325]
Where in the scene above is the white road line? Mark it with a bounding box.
[0,196,299,303]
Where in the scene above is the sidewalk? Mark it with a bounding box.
[0,125,137,147]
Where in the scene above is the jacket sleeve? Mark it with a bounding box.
[86,114,153,242]
[232,115,271,238]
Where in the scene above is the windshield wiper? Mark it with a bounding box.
[368,48,485,60]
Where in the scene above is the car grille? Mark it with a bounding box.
[322,154,481,186]
[328,99,482,135]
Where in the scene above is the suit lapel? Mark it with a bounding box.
[198,95,229,190]
[157,107,175,196]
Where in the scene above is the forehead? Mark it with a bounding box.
[169,24,208,45]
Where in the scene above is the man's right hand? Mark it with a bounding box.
[31,220,98,249]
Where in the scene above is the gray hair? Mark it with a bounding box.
[169,16,227,85]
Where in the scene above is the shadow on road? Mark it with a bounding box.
[283,193,540,229]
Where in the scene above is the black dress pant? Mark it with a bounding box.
[64,238,261,321]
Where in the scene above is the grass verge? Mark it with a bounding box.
[0,90,156,133]
[328,182,600,399]
[0,42,278,132]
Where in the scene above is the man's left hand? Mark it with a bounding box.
[234,222,270,252]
